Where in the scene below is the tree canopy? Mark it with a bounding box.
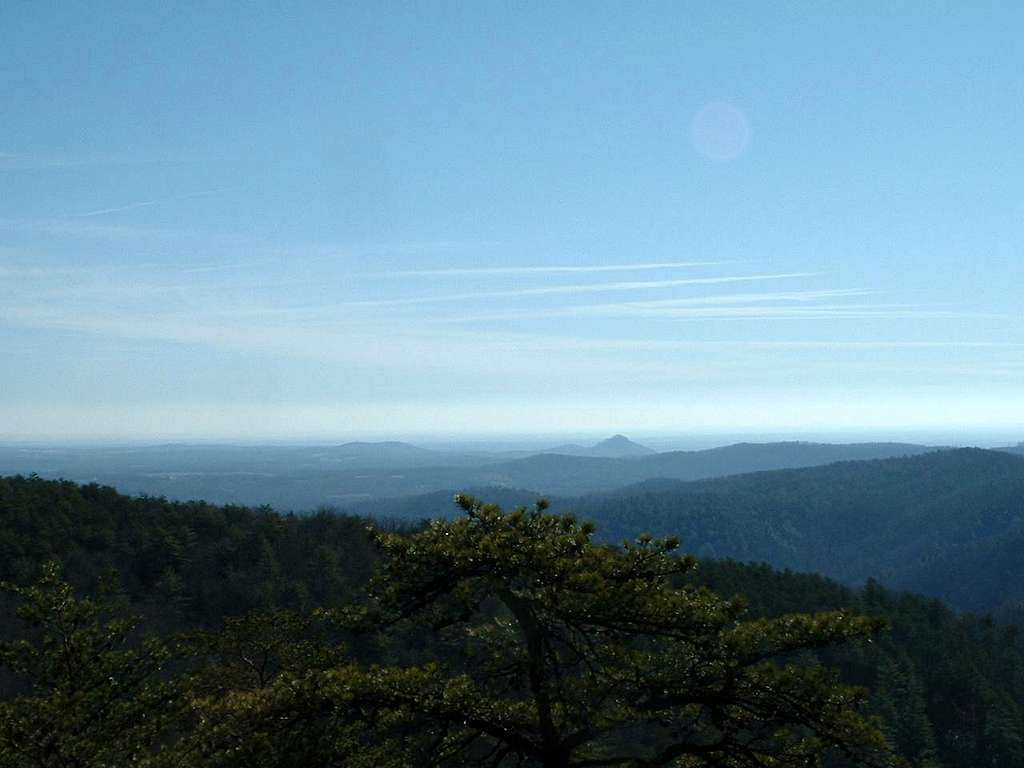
[7,477,1023,766]
[0,563,176,767]
[335,495,896,768]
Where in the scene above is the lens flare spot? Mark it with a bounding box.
[691,102,751,161]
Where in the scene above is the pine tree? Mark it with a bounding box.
[0,562,177,767]
[335,496,899,768]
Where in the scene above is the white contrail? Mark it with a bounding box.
[343,272,824,308]
[179,261,258,274]
[386,261,736,276]
[77,200,160,217]
[597,305,1006,320]
[610,288,872,306]
[423,289,872,322]
[75,186,243,218]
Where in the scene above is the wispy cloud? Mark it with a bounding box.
[0,217,196,242]
[0,151,180,171]
[419,288,1009,324]
[77,201,159,218]
[75,187,244,218]
[179,261,263,274]
[4,295,1019,352]
[430,289,873,321]
[571,338,1024,351]
[604,305,1007,321]
[384,261,738,276]
[0,214,261,245]
[4,299,1020,399]
[360,239,507,254]
[0,263,88,279]
[602,289,872,307]
[337,272,823,309]
[511,298,1004,321]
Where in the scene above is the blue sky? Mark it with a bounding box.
[2,2,1023,440]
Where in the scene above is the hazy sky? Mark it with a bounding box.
[2,3,1023,440]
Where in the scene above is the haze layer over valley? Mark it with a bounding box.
[0,435,947,508]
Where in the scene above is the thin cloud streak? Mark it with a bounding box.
[534,300,1006,321]
[75,187,244,218]
[604,288,874,307]
[0,216,270,245]
[339,272,823,309]
[179,261,264,274]
[4,301,1021,402]
[430,289,875,322]
[6,298,1019,353]
[4,299,1022,406]
[0,217,185,241]
[385,261,737,276]
[0,151,181,171]
[419,288,1008,325]
[77,201,159,217]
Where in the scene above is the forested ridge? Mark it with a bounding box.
[0,474,1022,766]
[556,449,1024,612]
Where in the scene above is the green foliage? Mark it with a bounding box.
[180,609,347,693]
[169,609,376,768]
[0,474,379,632]
[342,495,896,768]
[693,564,1024,768]
[0,562,176,767]
[3,477,1024,767]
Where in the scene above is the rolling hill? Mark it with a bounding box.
[557,448,1024,612]
[355,448,1024,613]
[0,440,937,510]
[542,434,656,458]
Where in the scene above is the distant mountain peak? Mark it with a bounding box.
[598,434,637,446]
[541,434,655,458]
[337,440,419,449]
[590,435,656,457]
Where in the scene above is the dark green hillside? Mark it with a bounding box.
[344,441,939,515]
[0,474,379,632]
[0,476,1023,766]
[350,485,541,521]
[898,526,1024,613]
[691,560,1024,768]
[341,449,1024,613]
[565,449,1024,611]
[470,440,934,496]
